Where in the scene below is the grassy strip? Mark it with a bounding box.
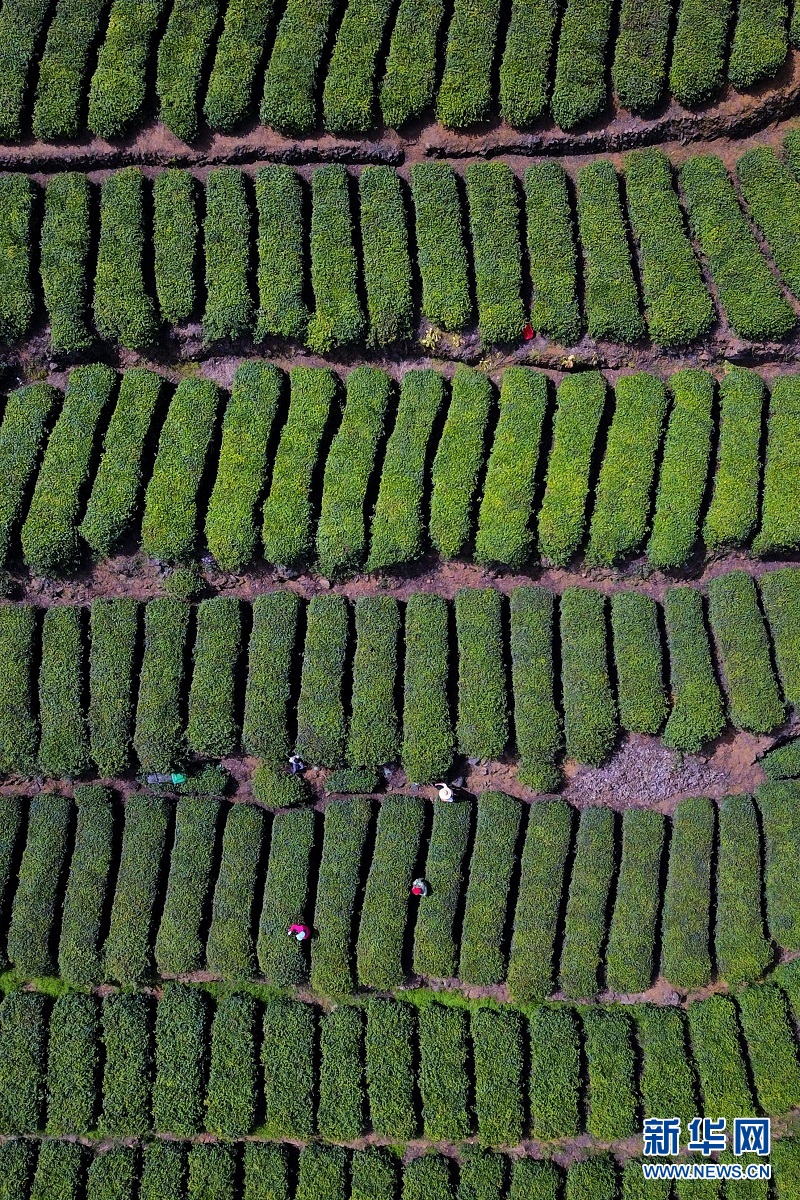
[576,160,644,342]
[88,0,166,138]
[46,993,99,1135]
[262,367,336,566]
[524,162,581,344]
[104,795,169,983]
[153,170,197,326]
[0,175,34,344]
[508,800,573,1002]
[156,0,222,142]
[93,168,158,349]
[413,799,472,978]
[322,0,394,131]
[152,983,207,1135]
[430,367,493,558]
[703,368,764,550]
[0,606,37,774]
[206,992,258,1136]
[0,796,23,969]
[437,0,502,127]
[662,796,714,988]
[582,1007,637,1138]
[636,1004,697,1123]
[757,780,800,950]
[0,991,47,1133]
[472,1008,524,1146]
[728,0,788,87]
[419,1003,471,1141]
[206,802,265,978]
[348,596,400,768]
[754,374,800,554]
[409,163,472,330]
[311,797,373,995]
[466,163,526,343]
[587,372,668,565]
[681,154,795,339]
[761,737,800,779]
[32,0,107,140]
[155,797,221,974]
[687,993,755,1122]
[318,1006,365,1141]
[612,0,672,111]
[204,0,276,132]
[761,567,800,707]
[357,795,425,988]
[460,791,522,985]
[0,382,58,569]
[262,997,315,1138]
[8,794,72,976]
[41,173,92,353]
[133,598,189,772]
[260,0,338,132]
[0,0,51,140]
[88,599,138,777]
[38,605,90,778]
[242,591,300,762]
[22,363,116,575]
[738,983,800,1114]
[560,587,617,766]
[203,168,254,342]
[360,167,414,345]
[499,0,558,125]
[606,808,666,992]
[647,368,715,567]
[254,165,309,341]
[99,992,153,1136]
[402,594,454,783]
[529,1005,581,1138]
[367,369,443,570]
[537,372,607,565]
[551,0,615,128]
[662,587,726,752]
[738,147,800,299]
[80,368,163,559]
[380,0,445,126]
[296,594,348,767]
[307,165,365,353]
[455,589,508,760]
[611,592,667,734]
[317,367,390,576]
[670,0,733,103]
[365,999,417,1139]
[257,808,316,985]
[708,570,785,732]
[716,793,772,985]
[559,804,615,998]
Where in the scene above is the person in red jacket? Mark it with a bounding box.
[411,879,428,897]
[288,923,311,941]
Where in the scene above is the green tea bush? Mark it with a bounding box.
[459,1146,506,1200]
[348,596,400,768]
[582,1006,637,1138]
[296,593,348,766]
[262,368,337,565]
[187,598,242,757]
[81,369,163,559]
[511,1159,561,1200]
[509,587,562,790]
[524,163,581,344]
[33,0,106,139]
[460,791,522,985]
[413,799,472,979]
[529,1005,581,1138]
[476,368,548,567]
[206,802,265,978]
[636,1003,697,1123]
[576,160,645,342]
[156,0,222,141]
[254,165,309,341]
[38,605,90,777]
[587,372,668,564]
[430,367,493,558]
[311,798,372,994]
[152,983,208,1135]
[0,175,34,344]
[419,1002,471,1141]
[204,0,275,131]
[0,991,47,1133]
[761,737,800,779]
[357,794,424,988]
[203,168,254,341]
[647,369,714,566]
[559,587,617,766]
[367,370,443,570]
[0,796,22,968]
[537,372,607,566]
[402,594,454,783]
[261,996,315,1139]
[30,1141,86,1200]
[738,983,800,1114]
[625,149,713,345]
[465,163,526,343]
[612,0,671,110]
[507,800,572,1002]
[409,163,472,330]
[728,0,788,86]
[153,170,198,325]
[22,363,116,575]
[551,0,614,127]
[140,1141,186,1200]
[499,0,559,126]
[703,368,764,549]
[318,1005,365,1141]
[670,0,734,103]
[738,148,800,300]
[680,155,795,339]
[155,797,221,974]
[365,998,417,1139]
[687,993,755,1122]
[260,0,338,131]
[662,796,714,988]
[257,807,316,984]
[662,587,726,752]
[142,378,220,562]
[352,1148,398,1200]
[307,165,365,352]
[380,0,445,126]
[205,991,257,1136]
[472,1008,524,1145]
[244,1145,291,1200]
[455,589,508,760]
[0,382,58,569]
[322,0,394,130]
[708,571,785,732]
[8,793,72,976]
[88,0,166,137]
[99,991,153,1136]
[187,1144,235,1200]
[566,1155,617,1200]
[606,808,666,992]
[359,167,414,345]
[437,0,502,126]
[772,1136,800,1198]
[317,367,390,575]
[559,804,615,998]
[757,780,800,949]
[45,993,100,1135]
[133,598,189,771]
[296,1146,347,1200]
[0,605,37,774]
[242,590,301,761]
[93,169,158,349]
[40,173,93,352]
[86,1147,137,1200]
[611,592,667,734]
[58,787,114,986]
[104,795,170,983]
[0,0,51,140]
[761,568,800,706]
[754,376,800,554]
[88,599,138,777]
